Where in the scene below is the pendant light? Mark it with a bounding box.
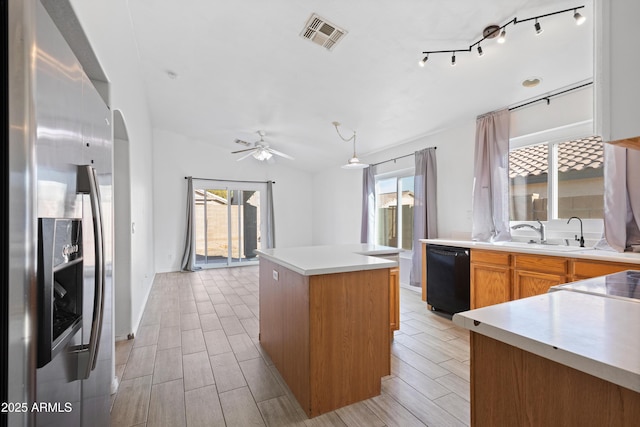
[332,122,369,169]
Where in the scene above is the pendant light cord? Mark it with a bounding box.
[333,122,358,155]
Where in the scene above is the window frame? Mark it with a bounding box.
[508,120,603,222]
[192,179,267,269]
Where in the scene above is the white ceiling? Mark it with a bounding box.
[125,0,594,172]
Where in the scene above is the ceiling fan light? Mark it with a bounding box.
[574,10,586,25]
[252,149,272,161]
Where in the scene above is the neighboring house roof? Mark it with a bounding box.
[194,189,227,204]
[509,136,603,179]
[378,191,415,208]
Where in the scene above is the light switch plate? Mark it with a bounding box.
[273,270,279,281]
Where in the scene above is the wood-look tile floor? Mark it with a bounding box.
[111,267,470,426]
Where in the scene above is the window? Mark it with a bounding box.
[193,182,266,268]
[375,174,414,250]
[509,136,603,220]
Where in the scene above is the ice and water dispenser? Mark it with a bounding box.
[37,218,84,368]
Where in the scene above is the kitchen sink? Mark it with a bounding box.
[491,241,590,252]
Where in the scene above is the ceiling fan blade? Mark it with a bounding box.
[231,148,256,154]
[234,138,251,146]
[266,147,294,160]
[236,150,256,161]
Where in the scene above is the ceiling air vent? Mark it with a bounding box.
[299,13,347,51]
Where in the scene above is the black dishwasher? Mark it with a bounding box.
[426,245,470,314]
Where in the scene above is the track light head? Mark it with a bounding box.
[574,10,586,25]
[477,45,484,57]
[535,20,543,35]
[497,29,506,44]
[451,52,456,66]
[418,55,428,67]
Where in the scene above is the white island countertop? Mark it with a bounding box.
[255,244,400,276]
[420,238,640,264]
[453,290,640,393]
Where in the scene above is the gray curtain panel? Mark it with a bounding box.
[265,181,276,248]
[471,109,512,242]
[361,165,377,243]
[181,177,199,271]
[410,147,437,287]
[598,145,640,251]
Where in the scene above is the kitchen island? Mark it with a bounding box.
[255,244,399,418]
[453,271,640,426]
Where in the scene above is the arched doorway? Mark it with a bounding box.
[113,110,133,340]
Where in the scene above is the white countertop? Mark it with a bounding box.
[453,290,640,393]
[550,270,640,303]
[421,238,640,264]
[255,244,400,276]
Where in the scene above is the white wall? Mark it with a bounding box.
[70,0,156,334]
[152,128,314,273]
[312,120,477,244]
[113,136,132,340]
[312,87,595,245]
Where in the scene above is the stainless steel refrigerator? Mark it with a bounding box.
[4,0,113,425]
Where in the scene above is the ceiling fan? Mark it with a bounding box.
[232,131,294,162]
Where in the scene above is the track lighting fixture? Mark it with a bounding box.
[497,29,507,43]
[535,19,543,35]
[573,9,586,25]
[418,4,585,67]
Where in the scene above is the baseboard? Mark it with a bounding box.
[110,376,119,395]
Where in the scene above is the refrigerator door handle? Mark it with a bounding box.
[72,165,105,380]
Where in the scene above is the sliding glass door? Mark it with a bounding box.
[375,174,415,250]
[193,181,265,267]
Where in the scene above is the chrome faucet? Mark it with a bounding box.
[567,216,585,247]
[511,219,546,243]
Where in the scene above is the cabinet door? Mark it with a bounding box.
[471,263,511,309]
[572,260,639,281]
[389,268,400,333]
[258,260,282,367]
[514,270,566,299]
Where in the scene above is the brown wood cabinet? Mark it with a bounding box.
[514,270,565,299]
[513,254,569,299]
[389,267,400,335]
[468,248,639,308]
[470,250,573,309]
[259,258,390,418]
[571,259,640,281]
[470,250,512,308]
[470,333,640,426]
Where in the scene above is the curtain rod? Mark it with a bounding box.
[185,176,275,184]
[370,147,437,167]
[508,82,592,111]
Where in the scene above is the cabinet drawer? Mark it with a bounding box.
[471,250,511,266]
[572,260,639,278]
[515,254,568,275]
